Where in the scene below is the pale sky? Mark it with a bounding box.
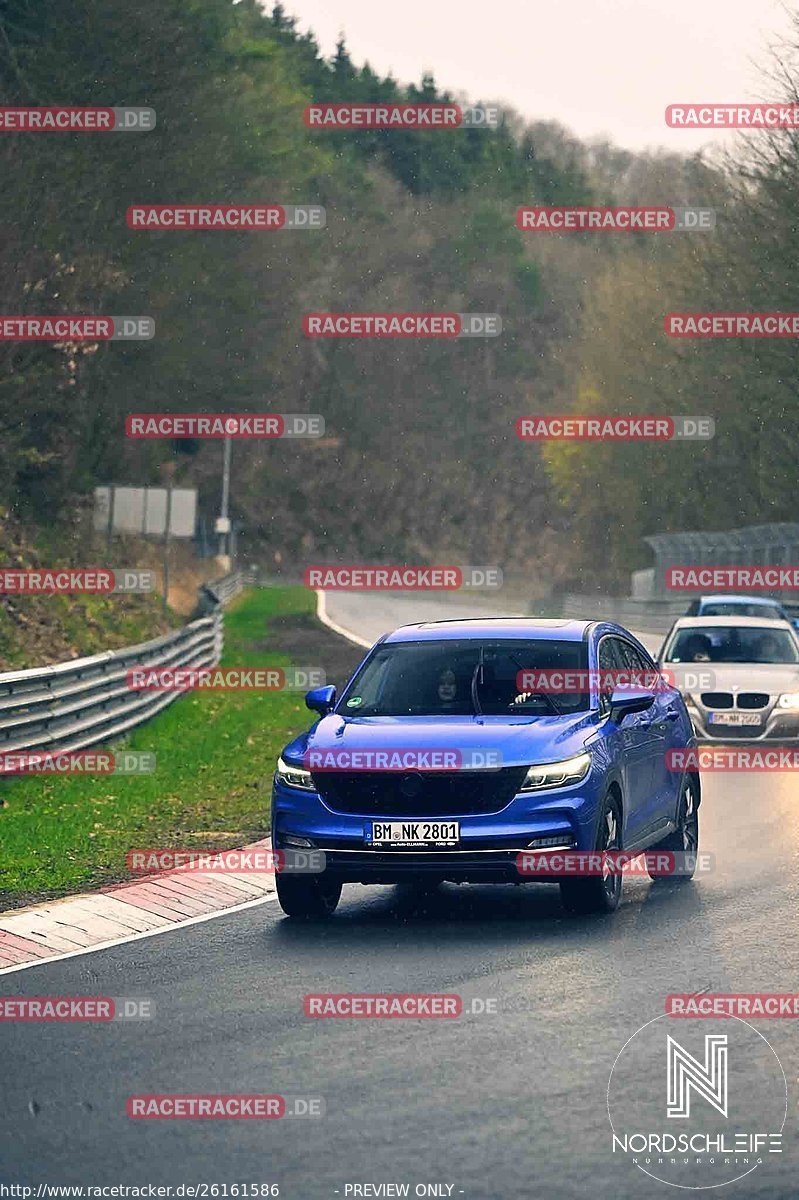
[282,0,798,153]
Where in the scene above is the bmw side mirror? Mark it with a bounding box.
[305,685,336,716]
[609,688,655,723]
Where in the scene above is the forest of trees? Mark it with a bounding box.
[2,0,798,590]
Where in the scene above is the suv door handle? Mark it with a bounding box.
[663,709,680,722]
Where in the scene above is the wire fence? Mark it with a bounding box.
[560,522,799,638]
[644,523,799,599]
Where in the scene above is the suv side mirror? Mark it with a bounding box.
[609,688,655,723]
[305,685,336,715]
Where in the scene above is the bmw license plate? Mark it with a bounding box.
[366,821,459,848]
[709,711,762,726]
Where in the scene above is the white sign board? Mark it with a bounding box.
[94,486,197,538]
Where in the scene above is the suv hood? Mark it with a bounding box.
[283,712,595,771]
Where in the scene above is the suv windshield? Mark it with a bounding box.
[338,638,590,717]
[665,625,799,664]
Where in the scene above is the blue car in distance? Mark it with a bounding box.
[272,619,698,919]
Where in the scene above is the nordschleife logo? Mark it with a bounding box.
[607,1015,786,1189]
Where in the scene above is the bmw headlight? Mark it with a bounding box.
[777,692,799,711]
[520,752,591,791]
[275,755,316,790]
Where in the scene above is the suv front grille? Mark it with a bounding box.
[313,766,530,817]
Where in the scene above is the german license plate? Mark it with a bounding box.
[366,821,460,848]
[709,711,762,726]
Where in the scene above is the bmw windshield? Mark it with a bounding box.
[664,625,799,664]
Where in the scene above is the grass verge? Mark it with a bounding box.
[0,586,363,910]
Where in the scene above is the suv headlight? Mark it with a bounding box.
[275,755,316,791]
[777,692,799,710]
[520,751,591,791]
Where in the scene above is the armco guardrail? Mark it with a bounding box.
[210,569,253,605]
[0,569,250,759]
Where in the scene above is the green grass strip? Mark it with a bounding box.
[0,587,319,907]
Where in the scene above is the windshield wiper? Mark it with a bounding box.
[470,646,484,718]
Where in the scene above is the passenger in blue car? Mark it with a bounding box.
[437,668,459,708]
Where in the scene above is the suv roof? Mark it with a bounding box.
[384,617,589,643]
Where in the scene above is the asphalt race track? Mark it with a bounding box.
[1,595,797,1198]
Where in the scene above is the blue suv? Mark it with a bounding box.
[271,619,698,918]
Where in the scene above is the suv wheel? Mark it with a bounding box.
[560,793,623,915]
[276,872,342,919]
[647,775,699,881]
